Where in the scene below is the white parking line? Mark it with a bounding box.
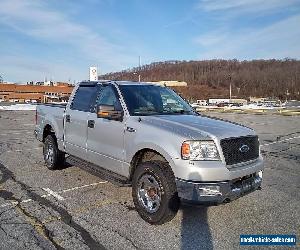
[42,188,65,201]
[0,131,32,136]
[261,135,300,147]
[5,147,41,153]
[0,194,51,208]
[59,181,108,193]
[0,181,108,208]
[21,198,35,203]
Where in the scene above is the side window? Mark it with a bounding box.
[96,85,122,111]
[71,86,98,112]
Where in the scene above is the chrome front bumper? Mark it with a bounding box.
[176,171,262,204]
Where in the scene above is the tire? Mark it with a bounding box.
[43,134,65,170]
[132,161,180,225]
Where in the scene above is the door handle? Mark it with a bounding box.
[126,127,136,133]
[88,120,95,128]
[66,115,71,122]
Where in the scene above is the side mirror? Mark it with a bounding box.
[97,105,123,121]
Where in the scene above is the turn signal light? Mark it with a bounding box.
[181,142,190,159]
[98,111,109,116]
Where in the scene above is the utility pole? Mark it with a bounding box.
[0,75,3,83]
[138,56,141,82]
[228,74,232,102]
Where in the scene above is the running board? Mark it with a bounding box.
[66,156,131,187]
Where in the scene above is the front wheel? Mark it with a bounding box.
[132,161,180,224]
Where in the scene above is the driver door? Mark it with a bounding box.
[87,84,126,176]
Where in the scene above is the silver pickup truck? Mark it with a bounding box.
[35,81,264,224]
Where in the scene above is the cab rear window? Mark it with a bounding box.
[71,86,98,112]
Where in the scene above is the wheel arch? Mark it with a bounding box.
[43,124,56,142]
[129,148,173,180]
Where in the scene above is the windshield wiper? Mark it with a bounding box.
[133,108,159,115]
[171,110,192,114]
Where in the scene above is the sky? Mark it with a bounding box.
[0,0,300,83]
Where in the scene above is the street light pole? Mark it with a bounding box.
[138,56,141,82]
[229,82,232,100]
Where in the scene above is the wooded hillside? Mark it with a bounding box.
[101,59,300,100]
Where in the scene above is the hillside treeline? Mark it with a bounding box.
[101,59,300,100]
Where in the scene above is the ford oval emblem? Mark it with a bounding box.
[239,144,250,153]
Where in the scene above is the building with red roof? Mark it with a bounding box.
[0,84,74,103]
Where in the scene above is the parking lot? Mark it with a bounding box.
[0,110,299,250]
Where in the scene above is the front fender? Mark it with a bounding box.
[127,141,179,174]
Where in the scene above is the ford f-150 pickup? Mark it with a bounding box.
[35,81,264,224]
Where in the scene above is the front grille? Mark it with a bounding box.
[220,135,259,166]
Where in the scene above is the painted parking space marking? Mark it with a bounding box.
[261,135,300,147]
[0,181,108,208]
[59,181,108,193]
[0,131,32,136]
[5,147,41,153]
[0,195,51,208]
[42,188,65,201]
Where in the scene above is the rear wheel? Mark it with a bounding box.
[43,135,65,170]
[132,161,180,224]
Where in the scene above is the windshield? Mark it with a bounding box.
[118,84,195,116]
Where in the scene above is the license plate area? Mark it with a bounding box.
[241,177,255,194]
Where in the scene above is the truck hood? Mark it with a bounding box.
[141,114,255,140]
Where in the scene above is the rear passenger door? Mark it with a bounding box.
[64,84,98,160]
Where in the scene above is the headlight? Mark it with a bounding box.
[181,141,220,161]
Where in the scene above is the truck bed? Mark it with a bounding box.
[36,104,66,147]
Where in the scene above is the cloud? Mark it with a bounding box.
[0,54,86,83]
[194,0,300,59]
[197,0,299,14]
[0,0,139,78]
[194,14,300,59]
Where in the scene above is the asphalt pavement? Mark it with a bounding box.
[0,111,299,249]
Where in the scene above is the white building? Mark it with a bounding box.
[208,99,230,104]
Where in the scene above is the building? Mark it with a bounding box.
[0,84,73,103]
[208,98,230,104]
[43,80,55,86]
[56,82,70,87]
[4,93,44,103]
[249,97,266,103]
[208,98,247,105]
[149,81,188,87]
[249,97,280,105]
[26,81,71,86]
